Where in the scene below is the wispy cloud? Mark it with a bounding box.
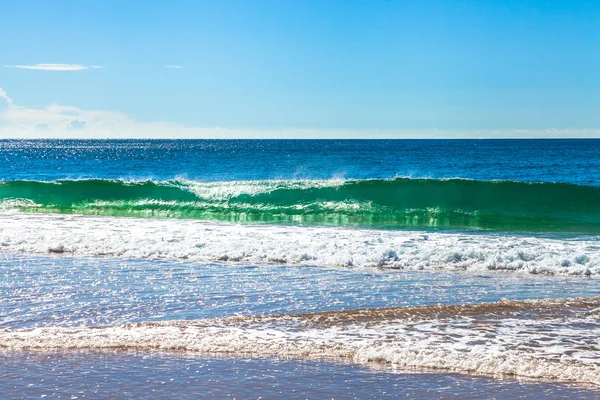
[5,64,102,71]
[164,65,184,69]
[0,88,13,105]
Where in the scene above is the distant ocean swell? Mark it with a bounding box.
[2,297,599,385]
[1,178,600,233]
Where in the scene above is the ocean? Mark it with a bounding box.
[1,139,600,398]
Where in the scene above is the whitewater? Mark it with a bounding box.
[1,213,599,275]
[3,297,600,386]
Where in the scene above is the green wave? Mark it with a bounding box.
[1,178,600,233]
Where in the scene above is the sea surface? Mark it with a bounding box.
[1,139,600,399]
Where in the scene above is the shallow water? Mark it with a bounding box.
[2,253,599,330]
[2,253,600,390]
[2,352,600,399]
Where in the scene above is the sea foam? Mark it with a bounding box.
[1,214,599,275]
[2,298,599,385]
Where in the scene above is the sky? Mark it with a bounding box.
[1,0,599,138]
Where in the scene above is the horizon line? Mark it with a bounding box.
[2,136,600,140]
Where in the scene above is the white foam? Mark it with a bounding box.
[2,311,599,385]
[0,199,40,210]
[1,213,599,275]
[177,178,347,200]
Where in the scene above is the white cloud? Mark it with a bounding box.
[0,88,598,139]
[67,119,88,130]
[164,65,184,69]
[0,88,13,105]
[5,64,101,71]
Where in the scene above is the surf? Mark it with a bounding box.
[2,296,599,386]
[1,213,599,275]
[1,177,600,233]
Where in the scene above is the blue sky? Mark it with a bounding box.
[1,0,599,138]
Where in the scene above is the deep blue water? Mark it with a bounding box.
[2,139,600,184]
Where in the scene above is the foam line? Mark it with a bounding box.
[2,297,599,385]
[0,214,599,275]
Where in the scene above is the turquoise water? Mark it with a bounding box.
[2,178,600,233]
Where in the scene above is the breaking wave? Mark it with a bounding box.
[1,178,600,233]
